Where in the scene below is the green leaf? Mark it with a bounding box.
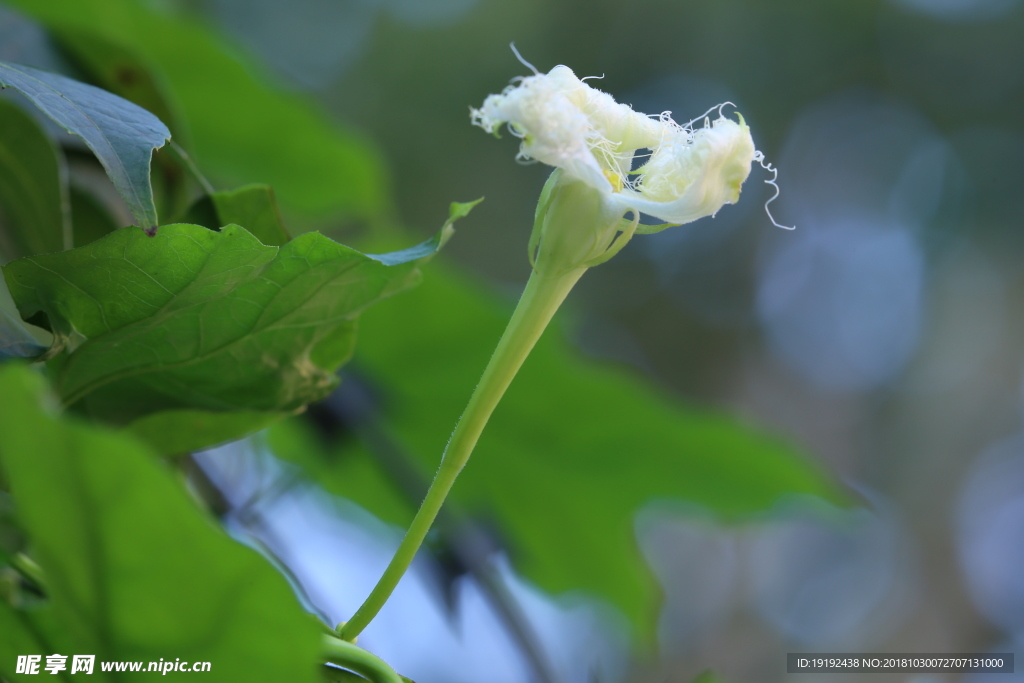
[366,199,480,265]
[126,408,289,457]
[269,262,841,639]
[212,184,291,246]
[0,364,322,681]
[690,671,725,683]
[2,205,473,422]
[7,0,387,224]
[0,97,69,259]
[0,60,170,231]
[176,190,219,231]
[182,183,292,247]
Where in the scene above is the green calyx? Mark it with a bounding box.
[528,170,636,276]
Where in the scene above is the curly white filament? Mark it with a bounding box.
[685,101,737,130]
[754,151,795,231]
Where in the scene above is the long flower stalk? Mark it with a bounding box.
[338,266,585,641]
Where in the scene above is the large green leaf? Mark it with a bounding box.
[269,262,841,638]
[0,365,322,681]
[0,98,69,260]
[2,203,474,423]
[6,0,387,224]
[0,60,170,232]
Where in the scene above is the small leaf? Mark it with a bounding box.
[176,191,219,229]
[690,670,725,683]
[212,184,291,246]
[3,203,475,422]
[0,365,322,680]
[0,97,70,258]
[0,60,170,231]
[181,183,292,247]
[126,408,289,457]
[366,198,481,266]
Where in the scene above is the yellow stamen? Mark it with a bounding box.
[602,169,623,193]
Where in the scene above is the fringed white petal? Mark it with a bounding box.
[472,64,759,227]
[471,65,668,193]
[611,117,756,225]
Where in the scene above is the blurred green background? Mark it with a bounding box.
[3,0,1024,681]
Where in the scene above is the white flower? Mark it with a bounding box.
[471,64,783,228]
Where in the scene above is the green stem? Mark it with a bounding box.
[321,635,404,683]
[338,266,587,641]
[167,141,215,195]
